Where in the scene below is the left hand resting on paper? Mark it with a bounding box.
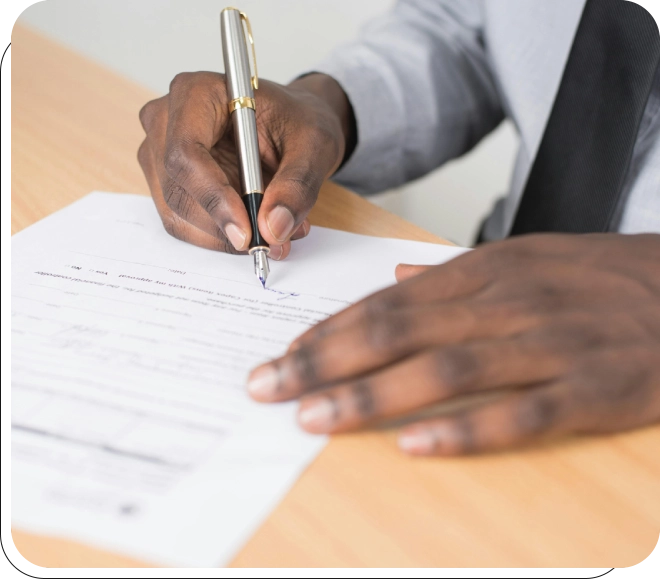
[247,233,660,455]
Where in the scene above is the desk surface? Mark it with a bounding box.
[10,24,660,568]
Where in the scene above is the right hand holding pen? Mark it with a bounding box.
[138,73,353,259]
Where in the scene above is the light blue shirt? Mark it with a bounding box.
[310,0,660,239]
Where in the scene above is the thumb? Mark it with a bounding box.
[258,146,329,246]
[395,264,433,283]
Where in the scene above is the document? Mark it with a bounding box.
[11,192,467,566]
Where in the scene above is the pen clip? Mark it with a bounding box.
[239,11,258,90]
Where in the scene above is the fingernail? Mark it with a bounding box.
[398,429,436,454]
[247,365,279,399]
[267,206,295,242]
[298,398,336,431]
[225,223,247,250]
[269,244,284,261]
[395,263,416,275]
[291,221,310,240]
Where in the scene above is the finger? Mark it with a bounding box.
[395,263,432,282]
[269,242,291,261]
[140,96,244,249]
[282,307,660,401]
[252,302,543,402]
[161,211,243,252]
[162,180,248,250]
[285,308,660,414]
[139,133,240,253]
[139,137,176,227]
[164,73,252,249]
[291,338,569,433]
[254,329,568,417]
[258,136,336,245]
[397,381,575,456]
[290,219,311,241]
[290,253,491,350]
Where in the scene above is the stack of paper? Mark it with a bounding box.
[11,192,466,566]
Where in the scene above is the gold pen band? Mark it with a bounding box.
[240,189,262,197]
[229,96,256,113]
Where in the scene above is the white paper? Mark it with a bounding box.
[11,192,468,567]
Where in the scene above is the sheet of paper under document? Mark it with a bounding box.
[11,192,468,566]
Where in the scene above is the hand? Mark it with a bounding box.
[137,73,354,259]
[247,233,660,455]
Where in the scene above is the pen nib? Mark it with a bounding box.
[253,248,270,289]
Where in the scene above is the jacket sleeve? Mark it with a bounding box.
[309,0,504,194]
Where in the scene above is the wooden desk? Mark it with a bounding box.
[11,24,660,568]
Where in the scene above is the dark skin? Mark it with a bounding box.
[139,72,660,456]
[137,72,353,258]
[248,233,660,455]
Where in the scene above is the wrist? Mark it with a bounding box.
[289,73,357,168]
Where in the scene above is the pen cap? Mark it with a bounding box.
[221,8,255,100]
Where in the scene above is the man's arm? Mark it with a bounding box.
[137,0,504,257]
[310,0,505,194]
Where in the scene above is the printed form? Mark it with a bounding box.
[11,192,467,566]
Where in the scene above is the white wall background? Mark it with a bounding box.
[17,0,519,246]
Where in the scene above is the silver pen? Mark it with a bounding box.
[220,7,270,288]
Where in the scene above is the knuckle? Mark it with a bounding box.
[162,180,181,207]
[197,189,223,216]
[363,311,412,353]
[540,319,608,351]
[349,381,376,419]
[163,184,193,220]
[571,354,652,413]
[476,242,530,275]
[527,282,570,312]
[164,144,190,181]
[138,99,161,132]
[169,72,192,93]
[289,345,319,388]
[361,291,405,323]
[432,346,481,394]
[516,393,561,436]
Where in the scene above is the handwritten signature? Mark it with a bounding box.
[265,287,300,301]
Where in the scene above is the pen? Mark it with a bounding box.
[220,7,270,288]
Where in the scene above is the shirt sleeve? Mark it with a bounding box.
[308,0,504,194]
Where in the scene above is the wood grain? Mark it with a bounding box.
[10,24,660,568]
